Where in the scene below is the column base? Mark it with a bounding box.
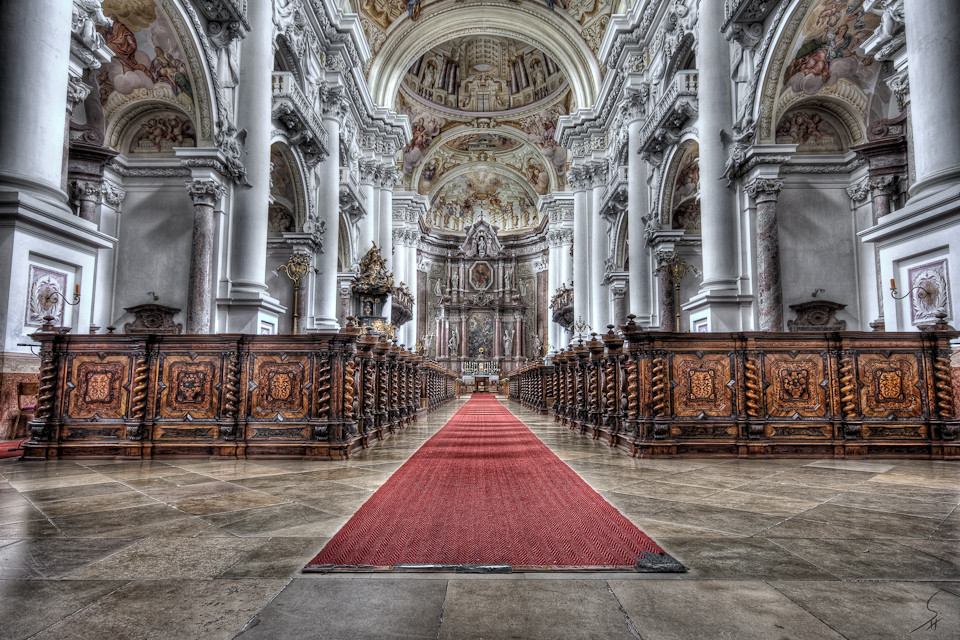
[219,292,284,334]
[308,316,341,333]
[682,291,755,332]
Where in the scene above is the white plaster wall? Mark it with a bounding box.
[778,183,862,329]
[2,230,96,352]
[112,182,193,330]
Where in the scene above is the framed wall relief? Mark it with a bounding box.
[908,259,951,325]
[25,265,68,327]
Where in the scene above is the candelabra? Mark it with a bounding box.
[659,254,701,332]
[276,252,314,334]
[571,315,591,344]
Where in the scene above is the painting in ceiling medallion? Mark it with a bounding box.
[781,0,880,98]
[426,168,540,235]
[402,35,568,115]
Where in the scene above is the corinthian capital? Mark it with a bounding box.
[186,179,227,207]
[745,178,784,203]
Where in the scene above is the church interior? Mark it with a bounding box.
[1,0,959,637]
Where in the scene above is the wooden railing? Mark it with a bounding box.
[23,328,456,460]
[512,318,959,458]
[508,362,554,413]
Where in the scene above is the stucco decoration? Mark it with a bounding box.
[908,259,952,326]
[775,108,845,153]
[125,111,196,154]
[26,266,68,327]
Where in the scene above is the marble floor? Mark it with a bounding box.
[1,398,959,640]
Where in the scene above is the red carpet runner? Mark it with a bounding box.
[305,394,684,572]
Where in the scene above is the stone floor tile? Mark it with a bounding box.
[0,519,64,538]
[35,491,159,518]
[0,502,48,525]
[65,537,265,580]
[769,537,960,580]
[51,503,195,537]
[609,580,844,640]
[218,537,325,578]
[21,481,134,504]
[200,503,341,537]
[235,577,446,640]
[29,579,287,640]
[142,479,251,504]
[804,459,899,473]
[656,537,834,580]
[731,480,847,503]
[0,538,139,579]
[825,490,957,519]
[643,502,786,536]
[0,579,127,640]
[171,491,290,516]
[794,502,943,538]
[772,581,960,640]
[686,490,821,517]
[439,579,636,640]
[856,480,960,503]
[931,508,960,540]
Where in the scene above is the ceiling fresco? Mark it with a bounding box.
[426,167,541,235]
[402,35,568,115]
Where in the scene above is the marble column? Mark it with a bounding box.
[460,315,468,358]
[378,169,396,271]
[69,181,102,222]
[229,0,272,300]
[513,313,523,358]
[315,87,345,331]
[590,166,609,332]
[186,180,226,334]
[494,313,503,359]
[611,283,627,328]
[546,233,561,355]
[746,178,784,331]
[903,0,960,196]
[357,161,378,257]
[570,167,590,332]
[0,0,72,203]
[627,118,652,325]
[696,0,740,296]
[657,250,676,332]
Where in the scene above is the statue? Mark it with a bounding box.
[73,0,112,51]
[503,328,514,356]
[534,335,543,355]
[448,327,459,357]
[433,278,443,298]
[477,233,487,258]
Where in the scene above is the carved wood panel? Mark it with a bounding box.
[66,356,131,419]
[857,353,923,418]
[156,355,222,420]
[671,354,734,417]
[763,353,829,418]
[249,355,311,420]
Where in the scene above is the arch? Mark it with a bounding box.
[100,0,216,148]
[367,1,601,112]
[658,138,700,230]
[411,124,560,195]
[269,142,309,235]
[337,213,355,272]
[754,0,880,145]
[663,32,696,86]
[109,101,197,154]
[611,208,629,270]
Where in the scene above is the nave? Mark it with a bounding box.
[1,397,959,639]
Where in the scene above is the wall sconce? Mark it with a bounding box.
[889,278,934,301]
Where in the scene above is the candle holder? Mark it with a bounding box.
[658,254,701,332]
[276,252,315,334]
[571,315,591,344]
[889,279,935,301]
[50,286,81,307]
